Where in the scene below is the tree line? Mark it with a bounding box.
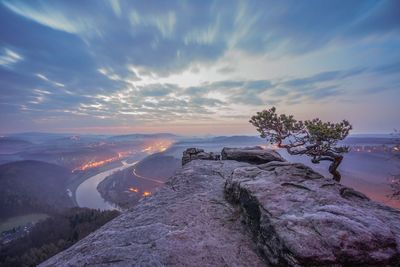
[0,207,120,267]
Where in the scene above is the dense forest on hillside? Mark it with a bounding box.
[135,153,180,179]
[0,207,119,267]
[98,152,180,209]
[0,160,73,219]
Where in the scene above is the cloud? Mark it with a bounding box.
[138,83,176,97]
[0,48,23,67]
[0,1,399,133]
[217,66,235,74]
[245,80,273,92]
[131,10,176,38]
[36,73,65,87]
[109,0,121,17]
[2,0,85,34]
[235,1,400,55]
[2,0,398,77]
[190,96,225,106]
[373,61,400,75]
[283,68,365,88]
[348,1,400,37]
[310,86,341,100]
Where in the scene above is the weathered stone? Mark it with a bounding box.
[40,160,266,267]
[41,148,400,267]
[181,147,219,165]
[224,160,400,267]
[221,146,285,165]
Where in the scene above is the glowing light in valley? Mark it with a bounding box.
[128,188,152,197]
[142,191,151,197]
[128,187,139,193]
[141,140,173,153]
[72,140,172,173]
[72,157,118,172]
[72,153,123,172]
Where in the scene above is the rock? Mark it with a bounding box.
[181,147,219,165]
[40,160,266,267]
[41,148,400,267]
[221,146,285,164]
[224,161,400,266]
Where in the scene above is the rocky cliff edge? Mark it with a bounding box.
[41,147,400,267]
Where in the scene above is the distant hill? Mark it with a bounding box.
[135,152,181,180]
[0,137,32,154]
[210,135,262,143]
[7,132,73,144]
[0,160,73,219]
[108,133,179,141]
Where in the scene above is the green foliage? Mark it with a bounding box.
[305,118,351,143]
[249,107,305,145]
[250,107,352,181]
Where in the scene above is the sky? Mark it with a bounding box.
[0,0,399,135]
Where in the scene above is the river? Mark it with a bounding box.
[75,160,137,210]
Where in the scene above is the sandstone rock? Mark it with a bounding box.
[40,160,266,267]
[221,146,285,164]
[224,161,400,266]
[181,147,219,165]
[41,148,400,267]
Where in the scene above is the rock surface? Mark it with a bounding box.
[181,147,219,165]
[221,146,285,164]
[225,161,400,266]
[40,160,266,267]
[41,148,400,267]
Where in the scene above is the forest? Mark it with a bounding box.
[0,207,119,267]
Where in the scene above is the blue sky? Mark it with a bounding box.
[0,0,399,135]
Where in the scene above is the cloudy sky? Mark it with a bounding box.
[0,0,399,135]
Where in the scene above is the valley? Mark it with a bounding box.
[0,132,399,267]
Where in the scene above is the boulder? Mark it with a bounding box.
[221,146,285,164]
[224,161,400,266]
[182,147,219,165]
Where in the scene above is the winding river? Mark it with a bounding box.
[75,160,137,210]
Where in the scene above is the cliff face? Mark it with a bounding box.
[41,148,400,267]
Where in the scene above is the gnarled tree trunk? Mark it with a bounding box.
[328,155,343,182]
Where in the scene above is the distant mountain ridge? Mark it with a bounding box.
[107,133,179,141]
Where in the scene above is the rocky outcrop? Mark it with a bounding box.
[41,148,400,267]
[225,161,400,266]
[181,147,219,165]
[40,160,266,267]
[221,146,285,164]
